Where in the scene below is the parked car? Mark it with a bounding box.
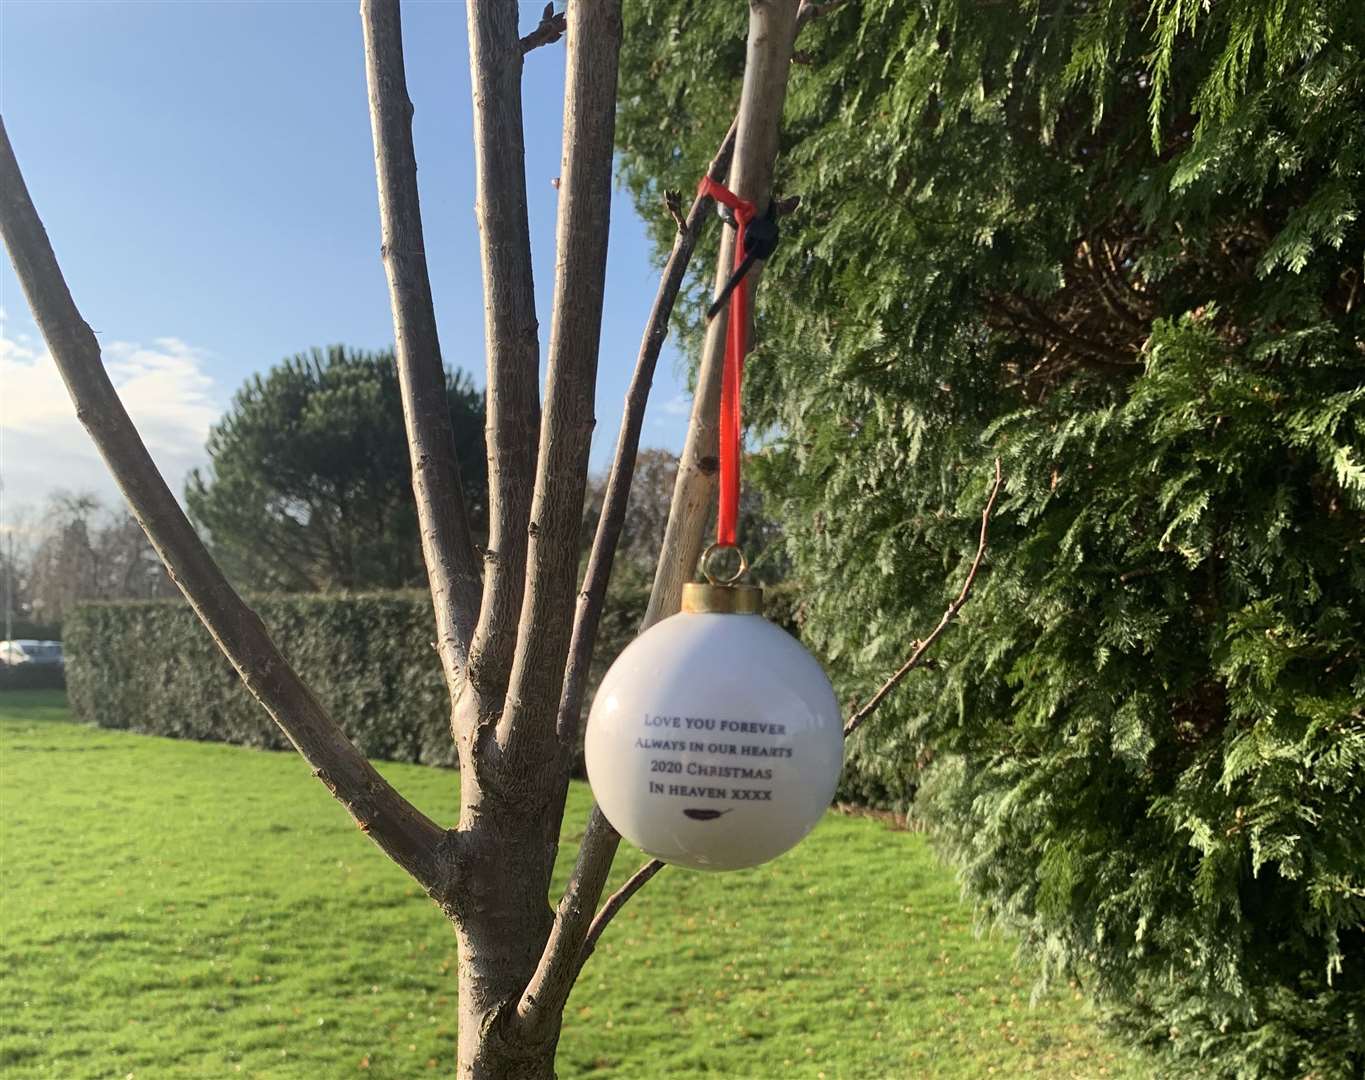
[0,639,64,667]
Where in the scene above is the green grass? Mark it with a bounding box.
[0,690,1146,1078]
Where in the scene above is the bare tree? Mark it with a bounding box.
[580,449,788,586]
[0,2,998,1076]
[23,491,177,625]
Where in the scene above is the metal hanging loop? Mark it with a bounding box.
[700,542,749,586]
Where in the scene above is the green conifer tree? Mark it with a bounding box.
[618,2,1364,1074]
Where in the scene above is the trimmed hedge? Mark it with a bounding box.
[0,664,66,691]
[63,583,820,778]
[65,594,457,766]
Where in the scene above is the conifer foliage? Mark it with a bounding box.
[185,346,487,592]
[618,1,1364,1074]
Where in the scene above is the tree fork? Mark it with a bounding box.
[453,1,627,1075]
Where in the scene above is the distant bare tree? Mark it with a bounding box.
[25,492,176,625]
[582,447,788,583]
[579,448,677,571]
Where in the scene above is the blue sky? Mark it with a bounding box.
[0,0,694,515]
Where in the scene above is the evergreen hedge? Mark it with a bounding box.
[0,664,66,691]
[64,582,815,778]
[64,578,786,775]
[617,1,1365,1075]
[65,594,457,766]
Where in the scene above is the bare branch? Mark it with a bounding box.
[844,458,1004,738]
[463,0,542,721]
[498,0,623,774]
[644,0,803,628]
[577,857,665,969]
[520,4,566,54]
[361,0,482,694]
[0,116,455,902]
[514,805,622,1036]
[532,0,803,991]
[555,118,737,749]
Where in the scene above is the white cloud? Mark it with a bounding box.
[0,332,220,514]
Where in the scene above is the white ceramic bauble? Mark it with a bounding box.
[585,604,843,871]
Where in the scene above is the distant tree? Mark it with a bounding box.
[186,345,487,592]
[580,447,789,582]
[1,510,36,639]
[24,492,177,625]
[618,1,1365,1076]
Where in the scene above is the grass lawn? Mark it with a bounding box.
[0,690,1145,1078]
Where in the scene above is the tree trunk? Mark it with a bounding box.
[444,2,802,1076]
[454,840,558,1080]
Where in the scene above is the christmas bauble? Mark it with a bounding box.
[585,583,843,871]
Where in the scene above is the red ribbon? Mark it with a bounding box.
[697,175,756,548]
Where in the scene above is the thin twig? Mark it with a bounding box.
[576,859,666,970]
[844,458,1003,738]
[520,4,566,54]
[663,189,687,232]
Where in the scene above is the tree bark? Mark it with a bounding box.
[462,0,541,734]
[361,0,483,695]
[451,2,624,1077]
[497,0,623,779]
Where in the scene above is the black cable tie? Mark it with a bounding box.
[706,200,780,321]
